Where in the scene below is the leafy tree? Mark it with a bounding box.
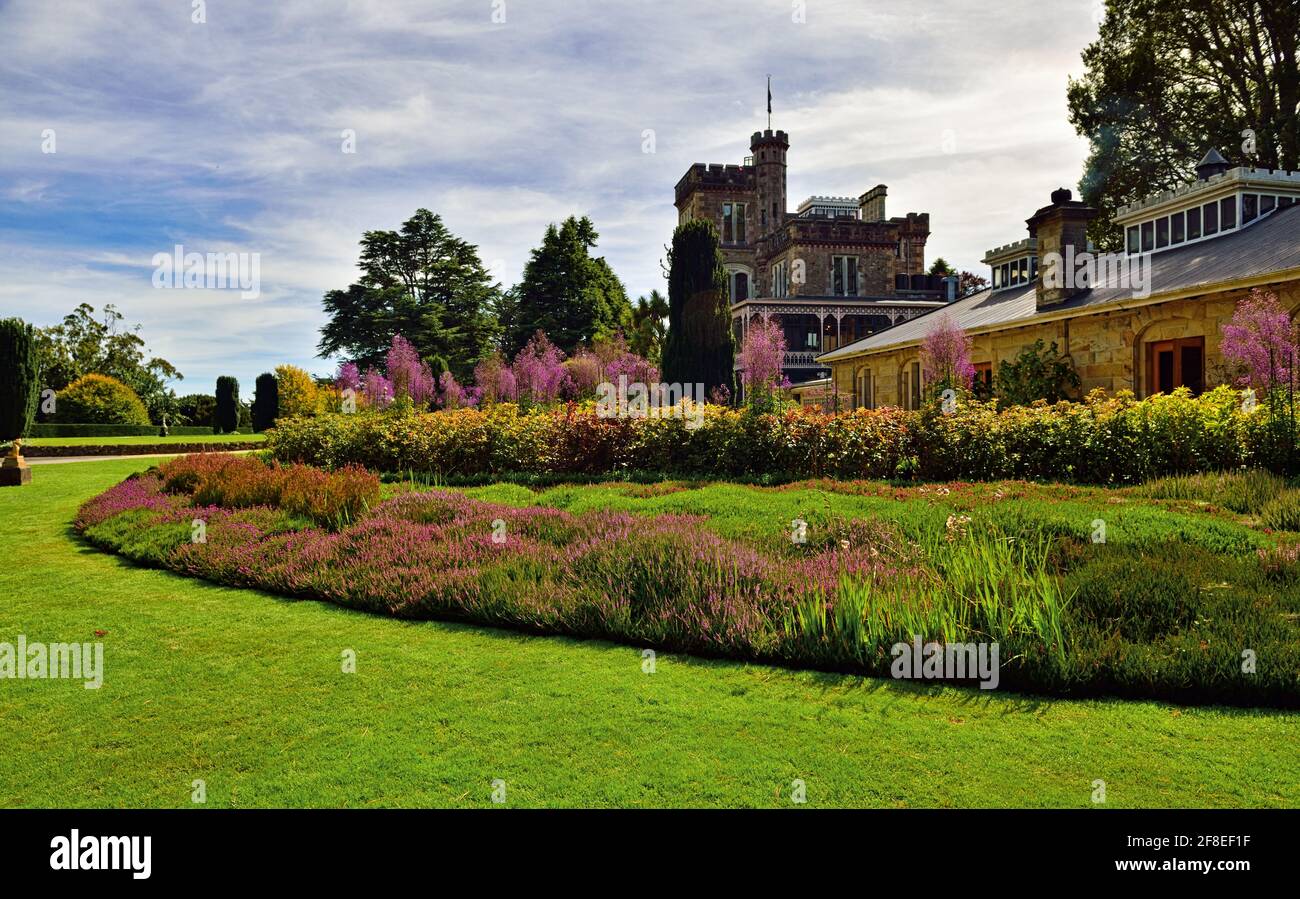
[510,216,632,354]
[0,318,40,445]
[54,374,151,425]
[251,372,279,432]
[994,340,1081,407]
[318,209,502,380]
[34,303,182,422]
[176,393,216,428]
[274,365,319,419]
[1068,1,1300,249]
[928,258,955,276]
[629,290,669,365]
[957,271,990,297]
[215,376,239,434]
[662,220,734,397]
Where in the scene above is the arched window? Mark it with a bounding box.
[733,272,749,302]
[858,368,873,409]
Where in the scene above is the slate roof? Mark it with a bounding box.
[819,203,1300,362]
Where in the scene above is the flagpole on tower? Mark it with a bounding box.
[766,75,772,129]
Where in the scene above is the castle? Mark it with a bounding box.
[674,129,953,385]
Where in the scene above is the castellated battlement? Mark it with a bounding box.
[750,129,790,146]
[674,162,756,205]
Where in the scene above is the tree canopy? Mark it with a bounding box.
[628,289,669,366]
[318,209,502,380]
[1068,0,1299,248]
[509,216,632,355]
[35,303,182,422]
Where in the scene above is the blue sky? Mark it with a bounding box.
[0,0,1097,391]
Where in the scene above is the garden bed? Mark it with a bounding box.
[75,454,1300,707]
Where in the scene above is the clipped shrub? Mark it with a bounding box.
[251,372,279,432]
[0,318,40,443]
[214,376,239,434]
[53,374,150,426]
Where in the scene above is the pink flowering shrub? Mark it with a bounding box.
[920,313,976,394]
[386,335,436,407]
[335,362,362,393]
[362,368,394,409]
[1220,288,1299,393]
[473,352,517,404]
[511,332,571,406]
[737,317,785,409]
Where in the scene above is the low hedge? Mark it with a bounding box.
[22,441,263,457]
[266,386,1296,484]
[30,423,248,438]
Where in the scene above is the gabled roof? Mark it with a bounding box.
[819,203,1300,362]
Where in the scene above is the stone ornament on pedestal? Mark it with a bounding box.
[1,438,32,486]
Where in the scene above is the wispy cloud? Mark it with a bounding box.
[0,0,1094,388]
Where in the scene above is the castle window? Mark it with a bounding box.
[1171,211,1185,244]
[992,265,1002,288]
[1127,226,1139,254]
[721,203,747,244]
[973,362,993,399]
[832,256,858,296]
[1018,257,1028,283]
[1141,221,1154,252]
[1261,195,1276,215]
[1187,206,1202,239]
[1280,196,1295,208]
[1156,216,1169,248]
[1204,201,1219,235]
[1220,196,1236,229]
[772,261,789,298]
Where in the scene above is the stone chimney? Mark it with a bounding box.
[858,184,887,222]
[1027,188,1097,310]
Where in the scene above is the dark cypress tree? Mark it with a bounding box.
[0,318,40,482]
[214,376,239,434]
[661,219,734,397]
[251,372,279,432]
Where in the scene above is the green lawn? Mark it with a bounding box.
[1,459,1297,808]
[21,433,265,447]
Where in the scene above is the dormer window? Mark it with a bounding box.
[982,238,1038,292]
[1117,160,1300,257]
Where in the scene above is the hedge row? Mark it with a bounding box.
[22,441,263,457]
[265,386,1297,484]
[29,423,248,438]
